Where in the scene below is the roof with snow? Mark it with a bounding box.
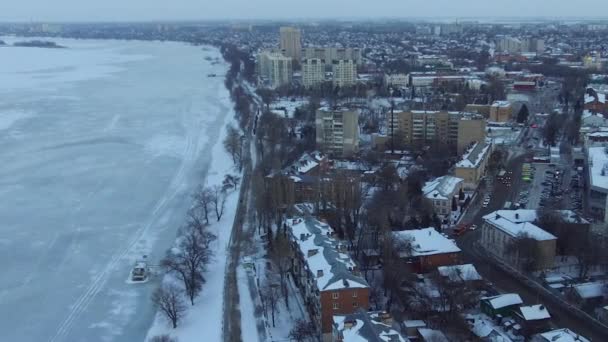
[456,140,492,169]
[573,282,606,299]
[482,293,523,309]
[518,304,551,321]
[437,264,482,282]
[286,217,369,291]
[492,100,512,108]
[393,228,461,257]
[535,328,590,342]
[587,146,608,191]
[423,176,463,201]
[333,310,408,342]
[483,211,557,241]
[486,209,588,225]
[417,328,448,342]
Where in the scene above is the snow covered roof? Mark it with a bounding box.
[467,314,515,341]
[536,328,590,342]
[492,100,512,108]
[587,146,608,191]
[518,304,550,321]
[456,140,492,169]
[393,228,461,257]
[423,176,463,201]
[286,217,369,291]
[417,328,448,342]
[482,293,523,309]
[573,282,606,299]
[286,151,325,175]
[333,310,407,342]
[487,209,588,225]
[585,92,606,104]
[483,211,557,241]
[437,264,482,282]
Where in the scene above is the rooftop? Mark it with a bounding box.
[483,211,557,241]
[286,217,368,291]
[482,293,523,309]
[573,282,606,299]
[536,328,590,342]
[423,176,463,201]
[587,146,608,191]
[393,228,461,257]
[518,304,550,321]
[456,140,492,169]
[333,310,407,342]
[437,264,482,282]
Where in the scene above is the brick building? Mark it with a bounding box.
[392,227,461,273]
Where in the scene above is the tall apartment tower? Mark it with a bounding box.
[302,58,326,87]
[315,108,360,157]
[257,51,292,88]
[279,26,302,61]
[331,59,357,87]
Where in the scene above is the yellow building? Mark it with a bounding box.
[490,101,513,122]
[455,140,493,190]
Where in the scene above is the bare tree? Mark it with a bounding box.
[152,283,187,329]
[192,185,213,225]
[148,335,177,342]
[223,124,244,168]
[288,319,317,342]
[162,225,216,305]
[270,232,292,309]
[261,283,280,327]
[210,185,227,221]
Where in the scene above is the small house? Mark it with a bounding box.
[514,304,551,336]
[480,294,523,318]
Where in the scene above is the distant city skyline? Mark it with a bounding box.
[3,0,608,22]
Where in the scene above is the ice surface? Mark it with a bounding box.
[0,37,233,342]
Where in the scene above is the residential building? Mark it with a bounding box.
[490,101,514,122]
[465,104,491,118]
[383,73,409,88]
[584,88,608,114]
[455,140,493,190]
[332,60,357,87]
[514,305,551,336]
[586,146,608,220]
[496,36,523,53]
[280,26,302,60]
[332,310,407,342]
[566,282,606,311]
[387,111,486,153]
[531,328,590,342]
[302,58,326,87]
[286,217,370,339]
[302,47,362,65]
[481,210,557,270]
[417,328,449,342]
[437,264,482,285]
[480,293,523,318]
[392,227,462,273]
[422,176,464,217]
[257,51,292,88]
[316,108,360,157]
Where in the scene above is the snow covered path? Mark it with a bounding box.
[0,38,232,342]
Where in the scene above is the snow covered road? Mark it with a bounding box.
[0,38,232,342]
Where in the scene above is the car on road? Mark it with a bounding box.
[470,224,478,231]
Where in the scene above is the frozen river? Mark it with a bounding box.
[0,37,232,341]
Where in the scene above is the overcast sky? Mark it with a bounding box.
[3,0,608,22]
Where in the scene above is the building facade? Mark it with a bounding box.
[332,60,357,87]
[280,26,302,61]
[302,58,326,87]
[423,176,464,217]
[302,47,363,65]
[316,108,360,157]
[392,228,462,273]
[455,140,493,190]
[257,51,293,88]
[490,101,513,122]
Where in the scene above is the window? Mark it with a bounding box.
[353,302,359,308]
[333,303,339,310]
[332,292,339,299]
[352,291,357,298]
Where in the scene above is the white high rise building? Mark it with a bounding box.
[301,58,326,87]
[331,59,357,87]
[257,51,292,88]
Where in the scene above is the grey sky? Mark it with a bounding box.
[3,0,608,22]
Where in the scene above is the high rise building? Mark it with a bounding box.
[302,47,363,65]
[387,111,486,153]
[279,26,302,61]
[301,58,326,87]
[316,108,360,157]
[257,51,292,88]
[331,60,357,87]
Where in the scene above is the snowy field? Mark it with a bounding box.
[0,37,232,342]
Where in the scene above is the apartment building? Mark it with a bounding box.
[455,140,493,190]
[490,101,513,122]
[481,210,557,270]
[332,60,357,87]
[286,217,370,340]
[257,51,292,88]
[316,108,360,157]
[302,47,363,65]
[422,176,464,217]
[302,58,326,87]
[586,146,608,221]
[280,26,302,60]
[383,73,409,88]
[387,111,486,154]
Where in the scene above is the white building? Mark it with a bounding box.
[257,51,292,88]
[332,60,357,87]
[423,176,464,217]
[302,47,363,65]
[302,58,326,87]
[384,73,409,88]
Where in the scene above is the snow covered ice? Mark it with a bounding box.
[0,37,234,342]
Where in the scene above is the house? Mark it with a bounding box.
[422,176,464,218]
[392,228,461,273]
[417,328,449,342]
[480,294,523,318]
[567,282,606,311]
[332,310,407,342]
[481,210,557,270]
[514,305,551,336]
[286,217,370,340]
[437,264,482,285]
[402,320,426,340]
[466,313,522,342]
[584,87,608,114]
[455,140,493,190]
[531,328,590,342]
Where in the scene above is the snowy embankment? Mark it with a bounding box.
[145,86,240,341]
